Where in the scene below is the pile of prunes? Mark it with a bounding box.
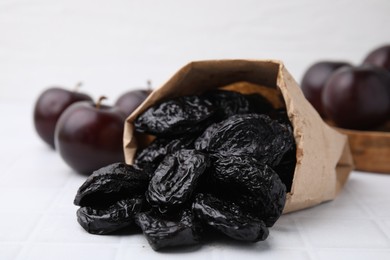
[74,89,296,251]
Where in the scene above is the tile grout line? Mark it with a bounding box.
[0,148,26,180]
[114,236,126,260]
[376,218,390,241]
[344,183,390,244]
[13,173,74,260]
[291,216,320,260]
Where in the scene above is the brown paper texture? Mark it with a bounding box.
[123,59,354,214]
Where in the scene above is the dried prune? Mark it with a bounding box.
[195,114,294,167]
[192,193,269,242]
[74,89,297,251]
[135,209,202,250]
[134,95,216,136]
[210,154,286,226]
[77,196,144,235]
[245,94,275,114]
[134,134,197,173]
[267,109,291,126]
[147,149,209,213]
[266,111,296,191]
[74,162,149,208]
[204,90,273,118]
[273,146,296,192]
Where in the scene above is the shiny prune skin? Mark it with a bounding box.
[74,162,149,208]
[210,154,286,226]
[301,61,351,117]
[74,89,297,251]
[134,95,216,136]
[265,110,295,191]
[195,114,294,167]
[77,196,144,235]
[133,91,273,137]
[322,65,390,129]
[267,109,291,125]
[192,193,269,242]
[203,90,273,119]
[134,134,197,173]
[273,146,296,192]
[147,149,209,213]
[135,209,202,250]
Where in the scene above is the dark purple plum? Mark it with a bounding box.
[322,66,390,130]
[301,61,351,117]
[55,97,127,174]
[33,86,92,148]
[363,45,390,73]
[115,89,151,117]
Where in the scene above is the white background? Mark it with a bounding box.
[1,1,390,260]
[1,0,390,104]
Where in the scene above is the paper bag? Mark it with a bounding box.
[123,59,354,213]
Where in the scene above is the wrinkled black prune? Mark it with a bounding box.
[203,90,273,119]
[273,146,296,192]
[245,94,275,113]
[192,193,269,242]
[74,162,149,208]
[147,149,209,213]
[210,154,286,226]
[134,134,197,173]
[77,196,145,235]
[135,209,202,250]
[265,110,296,191]
[195,113,294,167]
[134,95,216,136]
[74,89,297,251]
[267,109,291,125]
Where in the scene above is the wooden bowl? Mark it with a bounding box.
[333,122,390,173]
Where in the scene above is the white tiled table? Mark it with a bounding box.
[0,101,389,260]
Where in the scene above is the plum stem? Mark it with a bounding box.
[147,80,152,91]
[74,82,83,92]
[96,96,107,109]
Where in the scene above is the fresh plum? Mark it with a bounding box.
[301,61,351,117]
[322,65,390,129]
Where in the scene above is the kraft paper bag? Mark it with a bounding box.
[123,59,354,213]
